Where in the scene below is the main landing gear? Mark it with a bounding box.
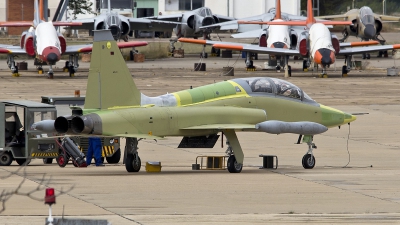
[125,137,141,172]
[245,51,256,71]
[63,54,79,77]
[301,135,316,169]
[7,55,19,77]
[342,55,352,77]
[224,130,244,173]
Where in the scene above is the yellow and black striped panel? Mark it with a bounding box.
[31,152,58,157]
[102,146,115,157]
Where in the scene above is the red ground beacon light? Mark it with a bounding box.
[45,188,56,205]
[45,188,55,225]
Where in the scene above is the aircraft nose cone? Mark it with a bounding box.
[314,48,335,65]
[272,42,286,48]
[41,46,60,65]
[364,24,376,39]
[47,53,58,64]
[343,113,357,124]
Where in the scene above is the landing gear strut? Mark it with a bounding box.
[63,54,79,77]
[301,135,316,169]
[7,55,19,77]
[342,55,352,77]
[245,51,256,71]
[47,65,54,79]
[125,137,141,172]
[318,65,328,78]
[224,130,244,173]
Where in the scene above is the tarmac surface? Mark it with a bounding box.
[0,52,400,224]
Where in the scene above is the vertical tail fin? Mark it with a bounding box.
[306,0,316,25]
[274,0,282,20]
[84,30,141,110]
[34,0,40,26]
[307,0,316,26]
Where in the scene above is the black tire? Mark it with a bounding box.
[302,60,308,71]
[288,65,292,77]
[227,155,242,173]
[0,151,13,166]
[16,158,30,166]
[57,153,68,167]
[69,66,75,77]
[125,154,141,172]
[302,154,315,169]
[366,53,370,59]
[43,158,53,164]
[106,148,121,164]
[342,65,347,77]
[362,53,366,59]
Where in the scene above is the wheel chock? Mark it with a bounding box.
[323,74,328,78]
[63,67,69,72]
[70,73,75,77]
[303,68,308,72]
[342,74,348,77]
[12,73,19,77]
[246,67,256,71]
[38,70,43,74]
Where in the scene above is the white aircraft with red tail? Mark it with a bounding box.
[0,0,147,78]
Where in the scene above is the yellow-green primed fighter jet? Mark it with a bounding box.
[32,30,356,173]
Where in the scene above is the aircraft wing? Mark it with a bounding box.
[64,41,148,54]
[316,15,348,20]
[128,18,179,31]
[379,15,400,22]
[67,17,98,30]
[231,29,265,38]
[338,44,400,55]
[0,21,32,27]
[179,38,300,55]
[0,45,27,54]
[145,13,184,22]
[339,41,379,48]
[181,124,255,130]
[214,14,236,22]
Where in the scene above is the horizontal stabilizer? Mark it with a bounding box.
[256,120,328,135]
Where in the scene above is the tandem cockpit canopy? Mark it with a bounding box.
[239,77,315,102]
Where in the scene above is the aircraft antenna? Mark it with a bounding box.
[342,123,351,168]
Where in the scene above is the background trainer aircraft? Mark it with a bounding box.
[33,30,356,173]
[0,0,148,78]
[70,0,178,42]
[182,0,400,77]
[317,6,400,58]
[145,6,235,54]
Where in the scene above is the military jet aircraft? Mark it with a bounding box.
[0,0,148,78]
[181,0,400,77]
[69,0,178,41]
[145,6,235,55]
[318,6,400,58]
[32,30,357,173]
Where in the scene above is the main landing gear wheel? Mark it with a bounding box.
[302,154,315,169]
[0,152,13,166]
[47,72,54,79]
[342,65,348,77]
[302,60,308,72]
[227,155,242,173]
[126,154,141,172]
[57,153,68,167]
[69,66,75,77]
[288,65,292,77]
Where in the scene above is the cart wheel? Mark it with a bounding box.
[57,153,68,167]
[0,152,13,166]
[16,158,30,166]
[106,148,121,164]
[43,158,53,164]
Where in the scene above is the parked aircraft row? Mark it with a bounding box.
[0,0,398,78]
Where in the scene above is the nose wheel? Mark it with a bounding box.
[301,135,316,169]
